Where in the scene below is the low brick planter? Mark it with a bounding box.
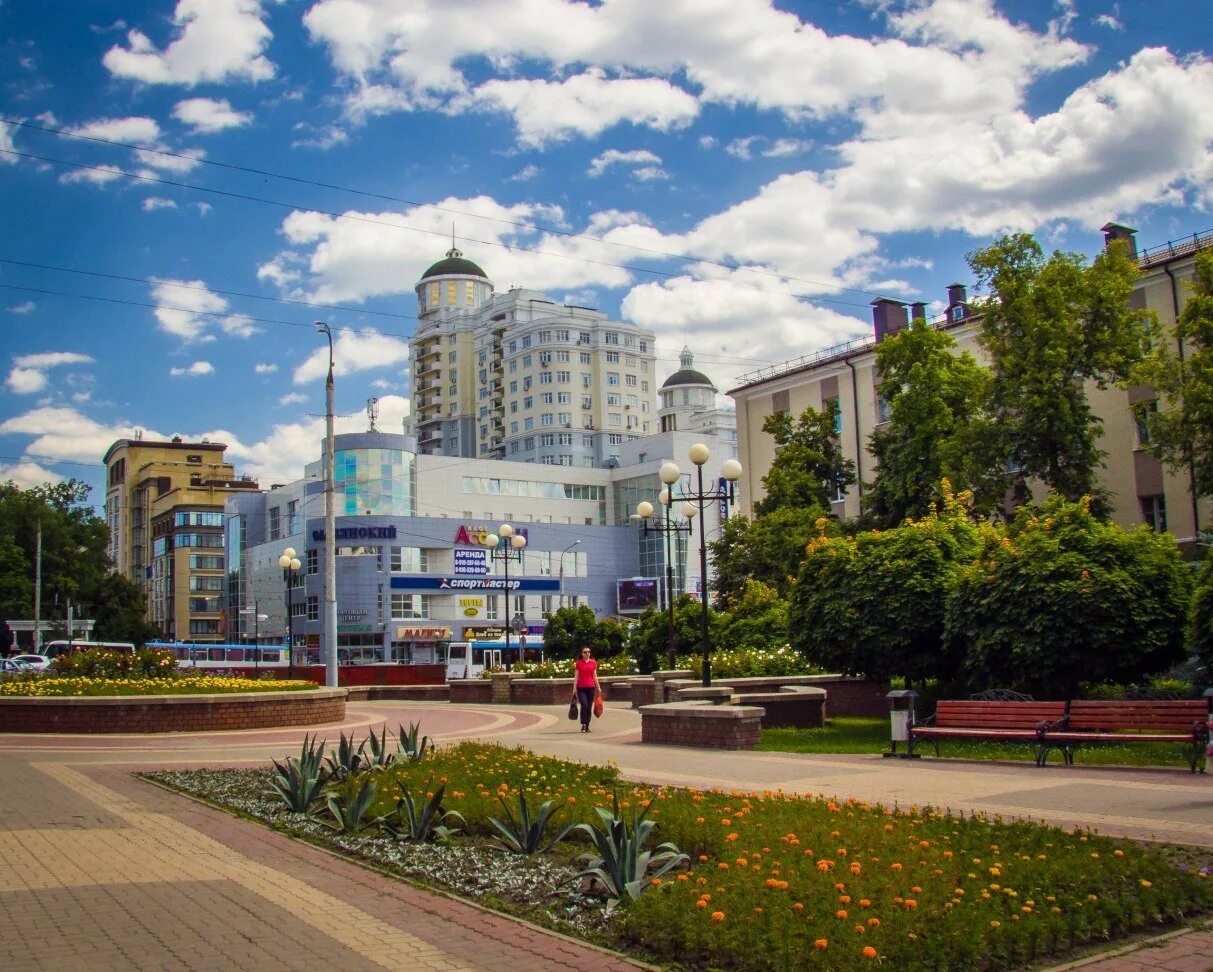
[673,686,734,704]
[640,701,763,750]
[630,670,695,709]
[598,676,633,703]
[448,680,493,704]
[746,687,827,728]
[344,685,450,702]
[665,675,890,719]
[509,678,576,705]
[0,688,346,734]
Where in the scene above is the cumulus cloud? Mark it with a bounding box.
[13,352,93,369]
[290,123,349,150]
[67,115,160,144]
[142,196,178,211]
[292,328,411,384]
[6,368,47,394]
[507,164,541,182]
[0,407,153,465]
[169,361,214,376]
[103,0,274,85]
[6,351,94,396]
[0,117,18,163]
[279,391,308,406]
[0,460,64,489]
[254,362,278,374]
[148,278,259,341]
[8,302,36,315]
[172,97,252,133]
[587,149,662,177]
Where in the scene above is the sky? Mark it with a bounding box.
[1,0,1211,506]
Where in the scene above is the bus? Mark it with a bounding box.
[42,640,135,660]
[144,642,290,669]
[445,642,500,680]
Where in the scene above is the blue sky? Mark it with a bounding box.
[2,0,1211,503]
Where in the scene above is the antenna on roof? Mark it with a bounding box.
[366,397,379,432]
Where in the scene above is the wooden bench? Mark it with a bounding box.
[908,700,1067,764]
[1040,700,1211,773]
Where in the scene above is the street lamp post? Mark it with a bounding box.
[315,321,338,689]
[656,447,742,687]
[558,539,581,609]
[636,462,693,670]
[278,548,302,679]
[484,524,527,671]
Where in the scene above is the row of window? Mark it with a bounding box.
[461,477,605,501]
[174,511,225,527]
[507,332,649,353]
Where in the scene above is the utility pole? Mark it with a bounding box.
[34,518,42,653]
[316,322,339,688]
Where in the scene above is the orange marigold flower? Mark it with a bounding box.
[839,895,851,905]
[859,899,870,908]
[718,862,729,871]
[696,900,707,909]
[890,863,902,871]
[904,899,917,909]
[814,939,829,951]
[650,878,662,886]
[850,863,862,875]
[862,946,878,959]
[793,902,804,911]
[868,918,880,927]
[836,910,848,919]
[710,911,725,922]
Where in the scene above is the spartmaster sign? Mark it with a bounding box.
[390,576,560,593]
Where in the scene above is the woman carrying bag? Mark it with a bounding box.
[572,646,602,733]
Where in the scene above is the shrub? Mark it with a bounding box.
[627,595,721,673]
[49,646,179,679]
[716,579,789,653]
[675,645,818,679]
[947,496,1193,697]
[1190,553,1213,679]
[497,654,638,679]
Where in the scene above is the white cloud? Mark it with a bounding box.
[148,278,256,341]
[278,391,307,406]
[290,124,349,150]
[292,328,411,384]
[254,362,278,374]
[470,70,699,146]
[588,149,662,177]
[0,407,154,465]
[134,146,204,175]
[8,302,36,315]
[67,115,160,144]
[725,137,760,160]
[762,138,812,157]
[0,118,18,163]
[6,368,47,394]
[632,166,669,182]
[60,167,125,187]
[194,202,212,216]
[1094,11,1123,31]
[103,0,274,85]
[698,135,717,150]
[169,360,214,377]
[507,164,541,182]
[0,461,64,489]
[142,196,178,211]
[172,97,253,133]
[7,352,94,396]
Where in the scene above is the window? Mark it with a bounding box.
[579,352,591,364]
[189,575,224,591]
[509,360,517,373]
[556,329,570,342]
[824,396,842,435]
[524,417,534,431]
[1136,400,1158,447]
[607,393,621,406]
[582,435,595,448]
[450,351,458,362]
[307,596,319,621]
[510,421,519,434]
[538,330,551,343]
[557,391,571,404]
[174,511,225,527]
[509,380,518,393]
[524,436,535,450]
[605,332,619,345]
[558,412,572,425]
[555,370,570,383]
[625,374,638,387]
[623,335,635,348]
[639,340,648,352]
[541,413,554,426]
[523,376,532,390]
[539,433,555,446]
[522,336,532,349]
[539,351,552,364]
[607,372,620,386]
[306,548,318,574]
[523,396,533,409]
[606,351,620,363]
[390,547,426,572]
[581,395,592,409]
[558,432,573,445]
[189,619,221,635]
[485,595,499,621]
[188,554,223,570]
[609,413,622,427]
[391,593,431,619]
[556,350,570,362]
[581,374,592,388]
[608,433,623,445]
[876,394,892,425]
[508,340,517,353]
[446,281,457,304]
[466,281,475,304]
[579,331,591,344]
[542,392,554,404]
[287,500,299,534]
[1141,495,1167,532]
[627,394,638,407]
[951,305,965,321]
[540,372,553,384]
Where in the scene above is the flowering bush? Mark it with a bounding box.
[50,647,179,679]
[675,645,818,679]
[483,654,638,679]
[0,675,317,696]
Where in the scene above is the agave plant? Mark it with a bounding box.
[325,773,380,833]
[366,725,396,768]
[487,789,575,855]
[325,731,367,780]
[267,734,329,813]
[396,722,434,762]
[382,781,465,842]
[572,793,688,902]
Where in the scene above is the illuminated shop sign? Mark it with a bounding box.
[395,626,452,640]
[390,576,561,593]
[312,525,398,542]
[454,524,529,546]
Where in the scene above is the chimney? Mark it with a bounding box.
[1100,222,1138,258]
[945,284,968,323]
[871,298,909,342]
[910,302,926,321]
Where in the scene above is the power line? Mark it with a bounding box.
[0,145,878,313]
[0,117,893,303]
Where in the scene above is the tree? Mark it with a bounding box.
[709,506,835,606]
[755,405,856,516]
[866,319,1005,526]
[716,580,789,653]
[626,594,720,674]
[541,604,611,660]
[968,234,1154,504]
[0,535,33,620]
[946,496,1192,698]
[1133,248,1213,502]
[91,573,161,646]
[789,484,980,684]
[1189,552,1213,680]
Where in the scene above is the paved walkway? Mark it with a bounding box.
[1,699,1210,971]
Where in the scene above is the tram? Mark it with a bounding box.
[145,641,291,669]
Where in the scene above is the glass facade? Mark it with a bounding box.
[614,474,687,607]
[336,448,416,516]
[462,476,604,501]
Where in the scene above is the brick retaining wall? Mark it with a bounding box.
[509,678,577,705]
[448,680,493,704]
[0,688,346,734]
[640,702,763,750]
[344,685,450,702]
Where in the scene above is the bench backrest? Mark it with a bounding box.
[934,700,1066,729]
[1066,699,1209,733]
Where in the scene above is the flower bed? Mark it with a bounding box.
[482,654,638,679]
[675,645,820,679]
[156,740,1212,971]
[0,674,318,697]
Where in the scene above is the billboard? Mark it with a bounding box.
[617,577,659,613]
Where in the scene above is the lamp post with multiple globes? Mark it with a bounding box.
[484,523,527,670]
[643,446,742,687]
[278,547,302,679]
[635,461,694,669]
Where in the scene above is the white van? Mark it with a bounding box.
[42,640,136,660]
[445,642,501,681]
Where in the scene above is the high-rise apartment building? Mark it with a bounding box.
[410,246,658,467]
[103,436,259,641]
[728,223,1213,545]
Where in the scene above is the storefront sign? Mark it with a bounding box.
[390,576,561,593]
[457,595,486,619]
[395,625,452,641]
[337,609,368,622]
[454,524,529,546]
[719,477,730,522]
[312,525,398,542]
[464,625,507,640]
[453,548,488,576]
[338,623,374,633]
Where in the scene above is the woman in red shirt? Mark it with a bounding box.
[572,647,601,732]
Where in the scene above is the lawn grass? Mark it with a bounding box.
[759,718,1207,770]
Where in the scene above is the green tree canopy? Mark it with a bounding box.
[1133,248,1213,502]
[1188,552,1213,681]
[866,318,1003,526]
[716,579,789,653]
[968,234,1153,504]
[946,496,1192,698]
[709,506,835,606]
[755,405,856,516]
[540,604,611,660]
[789,484,980,684]
[626,594,720,673]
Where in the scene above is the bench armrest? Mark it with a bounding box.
[907,712,934,730]
[1038,716,1068,735]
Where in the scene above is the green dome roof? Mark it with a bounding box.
[662,368,714,389]
[421,246,488,280]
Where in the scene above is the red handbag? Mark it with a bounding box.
[592,691,604,719]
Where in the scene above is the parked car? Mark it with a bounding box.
[1,658,30,673]
[10,654,50,671]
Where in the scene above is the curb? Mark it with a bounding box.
[1039,920,1213,970]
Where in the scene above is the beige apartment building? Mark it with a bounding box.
[410,245,658,467]
[103,437,259,640]
[729,224,1213,545]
